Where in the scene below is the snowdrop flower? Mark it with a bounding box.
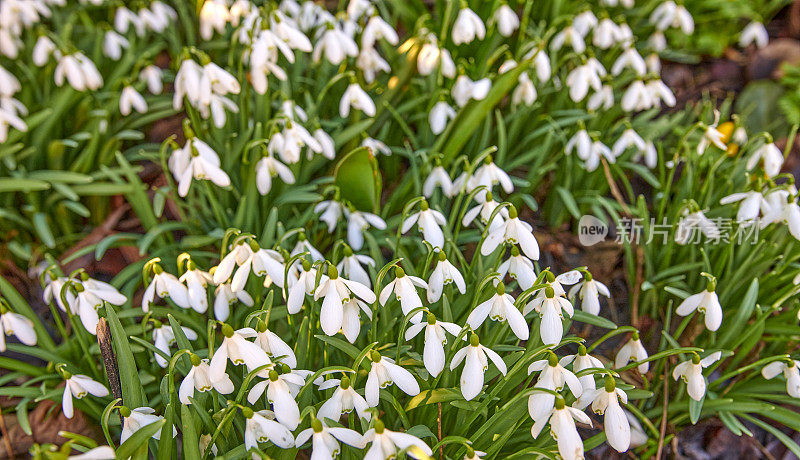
[406,312,461,377]
[450,334,507,401]
[593,18,620,49]
[650,1,694,34]
[32,35,55,66]
[566,129,591,159]
[524,286,573,345]
[362,15,398,48]
[740,21,769,48]
[646,79,676,108]
[612,128,646,158]
[213,282,254,321]
[551,26,585,53]
[142,263,190,311]
[120,407,173,444]
[242,408,294,450]
[567,345,605,392]
[615,332,649,373]
[481,206,540,260]
[675,280,722,331]
[462,191,507,231]
[214,240,285,291]
[452,7,485,45]
[199,0,229,39]
[179,354,234,404]
[365,350,420,406]
[287,260,322,314]
[673,352,722,401]
[380,266,428,323]
[452,75,491,108]
[761,189,800,239]
[531,395,592,460]
[103,30,129,61]
[525,48,551,82]
[468,158,514,196]
[337,247,374,287]
[675,209,720,244]
[357,47,391,83]
[427,253,466,303]
[340,83,375,117]
[178,263,212,314]
[54,53,103,91]
[168,136,231,197]
[575,378,630,453]
[493,3,519,37]
[347,0,374,19]
[139,65,163,95]
[497,246,536,290]
[612,47,647,76]
[401,199,447,250]
[762,359,800,398]
[423,164,454,197]
[315,200,344,233]
[747,142,783,177]
[292,232,325,261]
[67,446,115,460]
[317,375,371,422]
[314,265,377,336]
[361,419,433,459]
[344,209,386,251]
[0,307,35,351]
[417,39,456,78]
[720,190,767,224]
[255,155,295,195]
[119,86,147,116]
[568,272,610,316]
[621,80,652,112]
[152,322,198,368]
[247,369,304,430]
[254,321,297,368]
[362,137,392,155]
[313,25,358,64]
[60,372,108,419]
[295,418,363,459]
[468,283,528,340]
[512,72,537,106]
[566,62,603,102]
[341,297,372,343]
[573,10,598,36]
[429,101,456,135]
[209,324,272,381]
[527,352,583,422]
[115,6,143,35]
[588,85,614,111]
[313,129,336,159]
[580,141,614,172]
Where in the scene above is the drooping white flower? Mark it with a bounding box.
[512,72,537,106]
[0,309,36,352]
[452,7,486,45]
[675,209,720,245]
[740,21,769,48]
[593,18,620,49]
[287,260,324,315]
[198,0,229,39]
[295,418,363,459]
[762,359,800,398]
[675,284,722,332]
[574,380,630,453]
[178,264,212,314]
[427,253,466,303]
[580,141,615,172]
[314,266,377,336]
[551,26,585,53]
[566,129,591,159]
[481,206,540,260]
[209,325,272,381]
[450,334,507,401]
[467,283,528,340]
[462,190,507,231]
[650,1,694,34]
[120,407,173,444]
[255,155,295,195]
[612,47,647,76]
[179,355,234,404]
[361,419,433,459]
[341,297,372,343]
[254,322,297,368]
[142,265,190,311]
[152,323,198,368]
[621,80,652,112]
[568,273,610,316]
[468,159,514,196]
[344,208,386,251]
[524,286,573,345]
[168,137,231,197]
[417,38,456,78]
[572,10,598,36]
[405,312,461,377]
[565,346,605,392]
[247,368,305,430]
[292,232,325,262]
[61,373,109,419]
[673,352,722,401]
[103,30,129,61]
[401,200,447,250]
[213,282,254,321]
[423,165,454,198]
[362,15,399,48]
[119,86,147,116]
[362,137,392,155]
[587,84,614,111]
[527,352,584,422]
[531,396,592,460]
[313,25,358,65]
[493,4,519,37]
[315,200,343,233]
[612,128,646,158]
[365,351,421,406]
[337,247,374,288]
[243,409,295,450]
[380,266,428,323]
[357,47,391,83]
[747,142,783,177]
[340,83,376,118]
[615,333,649,373]
[67,446,116,460]
[497,246,536,291]
[317,375,371,422]
[452,75,491,108]
[32,35,55,66]
[429,101,456,135]
[566,61,604,102]
[54,53,103,91]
